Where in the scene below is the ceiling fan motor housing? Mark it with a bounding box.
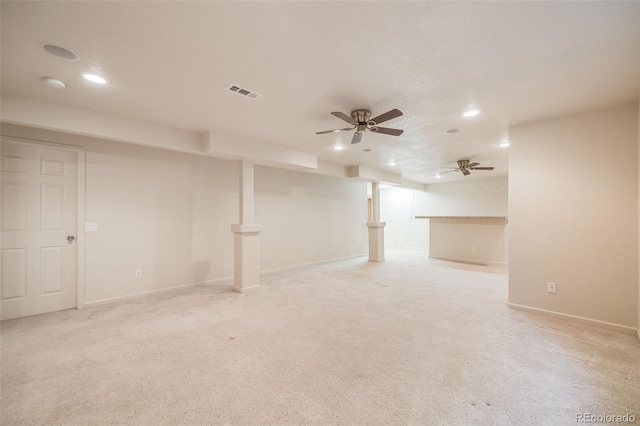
[351,109,372,124]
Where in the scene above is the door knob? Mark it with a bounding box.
[67,235,75,243]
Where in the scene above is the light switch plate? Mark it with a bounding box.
[85,222,98,232]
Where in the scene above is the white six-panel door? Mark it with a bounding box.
[1,140,77,320]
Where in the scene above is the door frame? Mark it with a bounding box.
[1,136,86,310]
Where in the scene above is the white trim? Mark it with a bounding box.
[366,222,386,229]
[76,149,86,309]
[260,253,367,276]
[232,284,260,293]
[507,302,637,336]
[230,223,263,234]
[83,277,232,308]
[0,135,82,153]
[430,254,507,268]
[386,246,430,252]
[0,136,87,312]
[82,254,368,307]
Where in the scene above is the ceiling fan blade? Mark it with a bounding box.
[316,127,355,135]
[331,111,356,124]
[462,168,471,176]
[468,162,480,168]
[373,127,404,136]
[470,167,494,170]
[370,109,403,125]
[351,132,363,144]
[438,170,458,175]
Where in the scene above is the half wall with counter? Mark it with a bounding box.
[415,216,508,267]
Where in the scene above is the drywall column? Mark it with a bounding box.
[367,181,386,262]
[230,160,263,292]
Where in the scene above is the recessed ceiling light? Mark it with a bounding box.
[445,128,460,134]
[82,72,109,85]
[333,145,344,151]
[462,110,480,117]
[42,44,79,61]
[389,160,396,166]
[435,174,442,179]
[42,77,66,89]
[500,140,510,147]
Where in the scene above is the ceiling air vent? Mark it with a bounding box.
[227,84,260,100]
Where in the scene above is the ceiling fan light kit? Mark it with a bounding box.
[316,108,404,144]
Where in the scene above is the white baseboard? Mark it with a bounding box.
[83,276,232,308]
[232,284,261,293]
[429,255,507,268]
[82,254,368,308]
[260,253,367,275]
[507,302,637,336]
[387,246,430,252]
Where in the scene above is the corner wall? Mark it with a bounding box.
[508,104,639,332]
[380,187,430,250]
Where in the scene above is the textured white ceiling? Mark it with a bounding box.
[1,1,638,183]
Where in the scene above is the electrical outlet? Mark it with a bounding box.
[547,282,556,294]
[135,270,142,279]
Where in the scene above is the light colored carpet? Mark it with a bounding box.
[1,248,638,425]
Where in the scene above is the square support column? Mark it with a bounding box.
[367,221,386,262]
[239,160,254,225]
[231,160,262,292]
[231,224,263,293]
[367,181,385,262]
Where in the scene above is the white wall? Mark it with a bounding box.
[380,187,430,249]
[1,126,240,303]
[255,166,367,271]
[1,124,368,304]
[509,104,639,330]
[420,176,508,217]
[82,142,239,303]
[429,218,507,266]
